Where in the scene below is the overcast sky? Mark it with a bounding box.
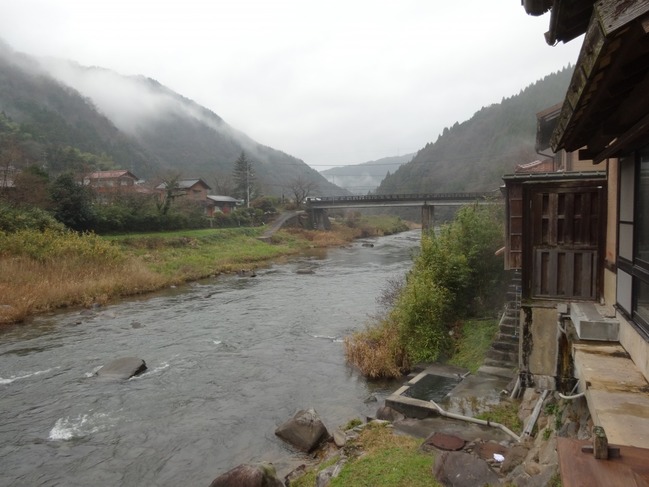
[0,1,582,168]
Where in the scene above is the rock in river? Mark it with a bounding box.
[209,463,283,487]
[275,408,329,452]
[96,357,147,380]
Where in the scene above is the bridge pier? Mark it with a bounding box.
[421,204,434,234]
[308,208,331,230]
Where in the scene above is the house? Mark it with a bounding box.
[205,195,242,216]
[83,170,149,203]
[84,170,139,190]
[155,179,211,202]
[512,0,649,474]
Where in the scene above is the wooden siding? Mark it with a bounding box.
[528,185,605,300]
[533,249,597,298]
[505,183,523,270]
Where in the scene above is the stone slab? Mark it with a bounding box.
[574,343,649,449]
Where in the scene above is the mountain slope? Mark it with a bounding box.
[0,40,155,175]
[376,66,574,194]
[0,40,342,197]
[39,58,342,196]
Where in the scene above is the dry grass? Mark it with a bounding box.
[0,220,408,325]
[284,225,358,247]
[344,315,411,379]
[0,255,165,323]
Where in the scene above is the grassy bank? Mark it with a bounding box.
[291,422,440,487]
[291,317,505,487]
[344,205,505,378]
[0,215,409,325]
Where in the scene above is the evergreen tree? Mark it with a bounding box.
[232,152,255,207]
[49,173,95,231]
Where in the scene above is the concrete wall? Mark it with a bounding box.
[618,314,649,383]
[520,302,561,390]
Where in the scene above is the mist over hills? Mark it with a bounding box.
[320,153,414,194]
[0,40,342,196]
[1,37,575,200]
[376,66,574,194]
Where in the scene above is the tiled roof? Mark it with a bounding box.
[86,170,138,180]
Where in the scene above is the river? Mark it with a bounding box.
[0,230,421,486]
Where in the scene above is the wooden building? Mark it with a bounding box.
[515,0,649,470]
[206,195,242,216]
[155,179,211,202]
[84,170,147,203]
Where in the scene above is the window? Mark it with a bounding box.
[617,147,649,337]
[636,154,649,266]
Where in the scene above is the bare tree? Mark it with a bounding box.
[155,172,184,215]
[288,176,319,208]
[211,170,235,196]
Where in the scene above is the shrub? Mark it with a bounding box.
[344,315,410,378]
[0,202,64,232]
[345,203,505,377]
[0,228,122,263]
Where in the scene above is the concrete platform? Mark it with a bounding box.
[385,364,467,419]
[385,364,512,419]
[573,343,649,449]
[570,302,619,341]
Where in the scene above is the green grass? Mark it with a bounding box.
[475,400,523,433]
[289,455,342,487]
[105,227,306,279]
[447,318,499,373]
[289,423,438,487]
[329,424,438,487]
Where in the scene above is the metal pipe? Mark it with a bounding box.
[509,375,521,400]
[559,380,585,400]
[522,389,550,437]
[429,400,521,442]
[558,391,586,400]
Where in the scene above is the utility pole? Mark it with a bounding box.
[246,162,250,208]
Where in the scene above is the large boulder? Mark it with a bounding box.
[96,357,147,379]
[209,463,283,487]
[433,451,500,487]
[275,408,329,452]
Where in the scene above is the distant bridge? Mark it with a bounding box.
[305,191,501,232]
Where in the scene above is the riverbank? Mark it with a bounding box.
[0,215,410,325]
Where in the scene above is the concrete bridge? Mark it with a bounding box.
[305,191,500,232]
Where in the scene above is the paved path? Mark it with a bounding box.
[258,210,305,241]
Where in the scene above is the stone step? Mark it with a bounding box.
[501,315,518,325]
[496,332,518,344]
[491,340,518,353]
[486,348,518,365]
[483,357,517,369]
[477,365,516,379]
[499,324,518,336]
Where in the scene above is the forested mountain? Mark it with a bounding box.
[0,40,154,176]
[0,40,341,197]
[320,153,414,194]
[376,66,574,194]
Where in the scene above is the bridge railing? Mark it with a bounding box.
[306,191,498,205]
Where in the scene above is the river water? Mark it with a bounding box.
[0,230,420,486]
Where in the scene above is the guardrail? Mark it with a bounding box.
[306,192,498,205]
